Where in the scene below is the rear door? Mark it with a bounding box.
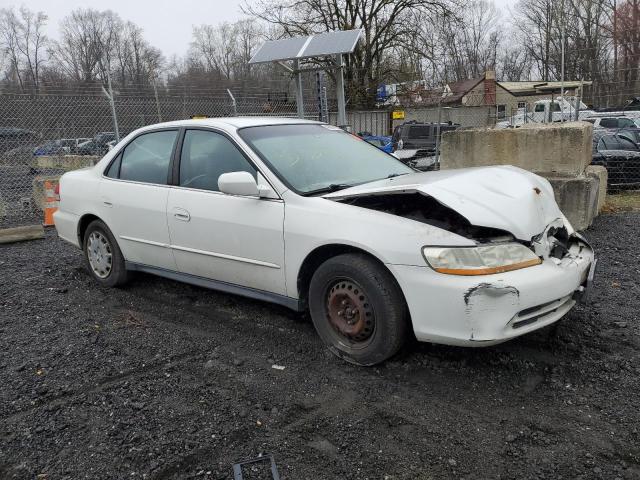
[99,129,179,270]
[166,128,286,295]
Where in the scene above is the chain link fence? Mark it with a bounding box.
[0,91,390,229]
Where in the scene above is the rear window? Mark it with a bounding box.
[118,130,178,184]
[408,125,432,139]
[599,118,618,129]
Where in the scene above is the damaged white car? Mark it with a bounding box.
[54,118,596,365]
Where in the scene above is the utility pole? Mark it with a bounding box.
[560,0,566,121]
[101,70,120,142]
[152,75,162,122]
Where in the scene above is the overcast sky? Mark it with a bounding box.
[2,0,517,59]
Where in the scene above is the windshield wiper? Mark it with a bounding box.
[303,183,353,196]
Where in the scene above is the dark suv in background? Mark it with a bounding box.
[391,121,460,169]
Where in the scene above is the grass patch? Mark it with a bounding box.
[603,190,640,213]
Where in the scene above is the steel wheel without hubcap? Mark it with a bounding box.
[87,231,113,279]
[325,279,375,348]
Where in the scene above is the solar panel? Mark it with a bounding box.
[300,29,362,59]
[249,36,311,64]
[249,29,362,64]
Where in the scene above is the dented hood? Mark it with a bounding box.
[323,165,564,240]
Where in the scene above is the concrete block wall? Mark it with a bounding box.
[440,122,605,231]
[440,122,593,176]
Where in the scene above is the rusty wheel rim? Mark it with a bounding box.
[325,279,375,344]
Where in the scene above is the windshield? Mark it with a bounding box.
[239,124,413,195]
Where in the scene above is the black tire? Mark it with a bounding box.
[83,219,129,287]
[308,253,408,366]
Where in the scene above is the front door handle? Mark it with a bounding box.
[172,208,190,222]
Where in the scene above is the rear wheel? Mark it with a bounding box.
[308,253,408,366]
[83,219,129,287]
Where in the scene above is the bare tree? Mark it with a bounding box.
[243,0,455,106]
[0,7,48,93]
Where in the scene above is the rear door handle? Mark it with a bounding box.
[172,208,190,222]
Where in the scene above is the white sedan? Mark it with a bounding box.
[54,117,596,365]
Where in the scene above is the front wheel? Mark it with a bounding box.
[308,253,408,366]
[83,219,129,287]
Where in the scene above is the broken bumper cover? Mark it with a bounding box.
[389,242,595,347]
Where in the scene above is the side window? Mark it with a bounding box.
[534,104,545,113]
[179,130,257,192]
[618,137,638,151]
[119,130,177,184]
[599,118,617,129]
[619,118,636,128]
[105,153,122,178]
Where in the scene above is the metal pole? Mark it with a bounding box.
[227,88,238,116]
[101,71,120,142]
[560,0,565,121]
[434,101,442,164]
[293,59,304,119]
[335,54,346,126]
[576,81,583,121]
[153,77,162,122]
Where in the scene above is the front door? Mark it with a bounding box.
[166,129,286,295]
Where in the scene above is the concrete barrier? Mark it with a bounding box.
[32,155,99,171]
[441,122,593,176]
[547,176,600,231]
[440,122,601,231]
[586,165,608,213]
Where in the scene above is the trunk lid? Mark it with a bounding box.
[323,166,564,240]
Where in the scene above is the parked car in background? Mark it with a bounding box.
[358,133,393,153]
[33,139,67,156]
[34,137,92,156]
[617,128,640,145]
[392,121,459,166]
[54,117,595,366]
[77,132,117,156]
[591,130,640,190]
[584,116,640,130]
[0,127,37,154]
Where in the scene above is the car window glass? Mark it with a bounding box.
[599,118,618,128]
[550,102,561,112]
[179,130,256,191]
[119,130,177,184]
[408,125,431,139]
[105,153,122,178]
[619,118,636,128]
[618,137,638,151]
[534,104,545,112]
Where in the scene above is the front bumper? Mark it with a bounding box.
[389,238,595,346]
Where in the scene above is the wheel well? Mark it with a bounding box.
[77,214,101,246]
[297,244,390,311]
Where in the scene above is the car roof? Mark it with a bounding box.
[135,116,323,132]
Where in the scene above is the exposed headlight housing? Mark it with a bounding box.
[422,243,541,276]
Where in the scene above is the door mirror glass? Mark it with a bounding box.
[218,171,259,197]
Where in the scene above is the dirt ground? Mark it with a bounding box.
[1,212,639,480]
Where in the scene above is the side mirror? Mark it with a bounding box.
[218,171,259,197]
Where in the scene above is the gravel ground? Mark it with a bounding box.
[1,212,639,480]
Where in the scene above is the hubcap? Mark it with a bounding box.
[326,280,374,343]
[87,231,113,279]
